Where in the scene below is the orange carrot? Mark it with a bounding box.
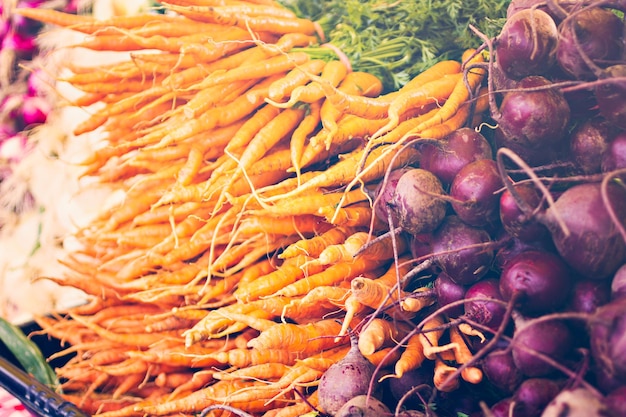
[280,225,360,259]
[449,326,483,384]
[247,319,346,354]
[290,99,322,184]
[248,188,368,218]
[210,348,302,368]
[371,72,463,139]
[271,255,390,298]
[234,254,325,302]
[418,314,457,360]
[393,332,427,378]
[357,318,412,356]
[273,59,349,107]
[267,59,327,102]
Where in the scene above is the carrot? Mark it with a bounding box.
[234,254,325,302]
[279,225,359,259]
[394,332,427,378]
[248,188,368,218]
[357,318,412,356]
[247,319,346,354]
[418,314,457,360]
[182,78,258,119]
[234,213,331,238]
[188,51,311,92]
[272,59,349,108]
[267,59,327,102]
[434,349,460,392]
[370,72,464,140]
[264,143,420,203]
[290,99,322,184]
[314,231,370,265]
[318,71,384,149]
[175,146,205,186]
[317,204,378,228]
[400,59,462,91]
[271,255,390,298]
[210,348,302,368]
[281,285,350,321]
[409,49,485,133]
[132,379,271,416]
[449,326,483,384]
[166,4,319,36]
[148,74,281,149]
[213,362,290,381]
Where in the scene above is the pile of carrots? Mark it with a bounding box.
[17,1,489,415]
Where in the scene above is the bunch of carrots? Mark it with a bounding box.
[16,1,489,415]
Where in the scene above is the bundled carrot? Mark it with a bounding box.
[18,0,494,415]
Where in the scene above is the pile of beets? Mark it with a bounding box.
[364,0,626,415]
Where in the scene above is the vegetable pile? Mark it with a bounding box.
[10,0,626,416]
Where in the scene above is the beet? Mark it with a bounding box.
[605,386,626,416]
[464,278,507,331]
[588,297,626,386]
[334,395,391,417]
[543,181,626,280]
[318,332,378,414]
[450,159,503,228]
[569,116,616,174]
[567,279,611,314]
[373,167,412,225]
[482,349,524,394]
[389,168,448,236]
[512,318,573,377]
[434,271,467,318]
[611,263,626,300]
[431,216,494,285]
[511,378,563,416]
[601,131,626,172]
[493,76,571,162]
[540,387,611,417]
[495,8,559,80]
[595,65,626,130]
[418,128,493,186]
[499,183,550,242]
[556,7,624,80]
[499,250,573,315]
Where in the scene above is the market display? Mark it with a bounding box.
[1,0,625,416]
